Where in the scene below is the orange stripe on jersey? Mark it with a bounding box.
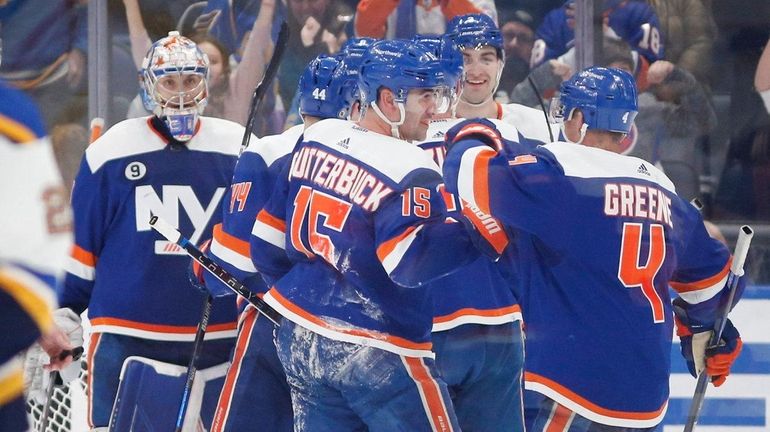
[256,209,286,232]
[0,113,37,143]
[86,332,103,428]
[213,223,250,258]
[71,244,97,266]
[0,367,24,406]
[433,305,521,325]
[211,308,258,432]
[670,259,731,293]
[402,356,454,432]
[472,148,497,213]
[270,289,432,352]
[544,403,575,432]
[90,317,237,334]
[525,372,667,421]
[376,226,418,263]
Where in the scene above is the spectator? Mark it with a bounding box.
[123,0,276,126]
[646,0,718,86]
[498,9,537,95]
[354,0,496,40]
[275,0,352,111]
[0,0,88,130]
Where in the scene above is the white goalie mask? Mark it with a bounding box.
[140,31,209,141]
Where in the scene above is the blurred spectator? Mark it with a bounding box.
[50,123,88,194]
[0,0,88,130]
[756,37,770,114]
[354,0,495,40]
[123,0,276,126]
[498,9,537,96]
[646,0,717,86]
[277,0,353,110]
[530,0,664,70]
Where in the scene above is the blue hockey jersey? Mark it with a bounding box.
[0,82,71,404]
[61,116,244,341]
[250,119,478,358]
[531,0,664,68]
[443,135,736,427]
[207,124,303,301]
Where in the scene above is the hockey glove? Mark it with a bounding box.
[188,240,233,298]
[24,308,83,403]
[445,118,504,153]
[676,316,742,387]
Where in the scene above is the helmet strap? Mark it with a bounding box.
[371,100,405,139]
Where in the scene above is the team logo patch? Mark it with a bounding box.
[509,155,538,166]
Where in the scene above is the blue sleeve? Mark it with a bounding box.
[608,1,664,62]
[250,163,293,286]
[374,170,479,288]
[60,158,109,314]
[72,3,88,53]
[531,7,572,67]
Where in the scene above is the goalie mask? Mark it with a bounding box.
[141,31,209,142]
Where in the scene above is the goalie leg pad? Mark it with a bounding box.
[109,356,228,432]
[87,333,234,428]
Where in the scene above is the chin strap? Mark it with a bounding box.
[371,101,405,139]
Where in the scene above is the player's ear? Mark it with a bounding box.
[379,88,396,110]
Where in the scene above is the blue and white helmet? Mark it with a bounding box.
[140,31,209,141]
[412,34,464,112]
[552,66,638,134]
[446,13,504,61]
[339,37,377,119]
[358,39,445,138]
[297,54,350,120]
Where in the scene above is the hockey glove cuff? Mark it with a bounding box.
[705,319,742,387]
[445,118,504,153]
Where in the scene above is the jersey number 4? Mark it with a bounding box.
[291,186,352,265]
[618,223,666,323]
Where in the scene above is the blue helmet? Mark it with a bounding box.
[358,39,445,107]
[339,37,377,116]
[446,13,504,60]
[297,54,350,119]
[412,34,464,88]
[556,66,638,134]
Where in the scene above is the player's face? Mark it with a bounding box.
[461,46,502,105]
[155,73,205,109]
[399,87,439,141]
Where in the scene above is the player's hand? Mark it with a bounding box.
[444,118,504,153]
[705,319,742,387]
[301,16,322,47]
[647,60,674,85]
[188,240,232,298]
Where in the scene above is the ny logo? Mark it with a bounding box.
[135,185,225,254]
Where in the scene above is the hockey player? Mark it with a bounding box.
[250,39,481,431]
[442,66,744,431]
[412,34,526,432]
[0,82,75,432]
[60,32,244,429]
[202,53,361,432]
[447,13,561,145]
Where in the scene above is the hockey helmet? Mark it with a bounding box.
[551,66,638,134]
[141,31,209,141]
[412,34,464,112]
[446,13,504,61]
[298,54,351,120]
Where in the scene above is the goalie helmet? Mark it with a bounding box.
[140,31,209,142]
[552,66,638,134]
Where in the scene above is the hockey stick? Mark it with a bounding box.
[148,216,282,326]
[240,21,290,155]
[175,295,212,432]
[527,76,554,143]
[39,347,84,432]
[683,224,754,432]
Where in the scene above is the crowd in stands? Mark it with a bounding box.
[2,0,770,221]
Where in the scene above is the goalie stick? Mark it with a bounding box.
[683,224,754,432]
[240,21,290,155]
[148,215,282,326]
[175,295,212,432]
